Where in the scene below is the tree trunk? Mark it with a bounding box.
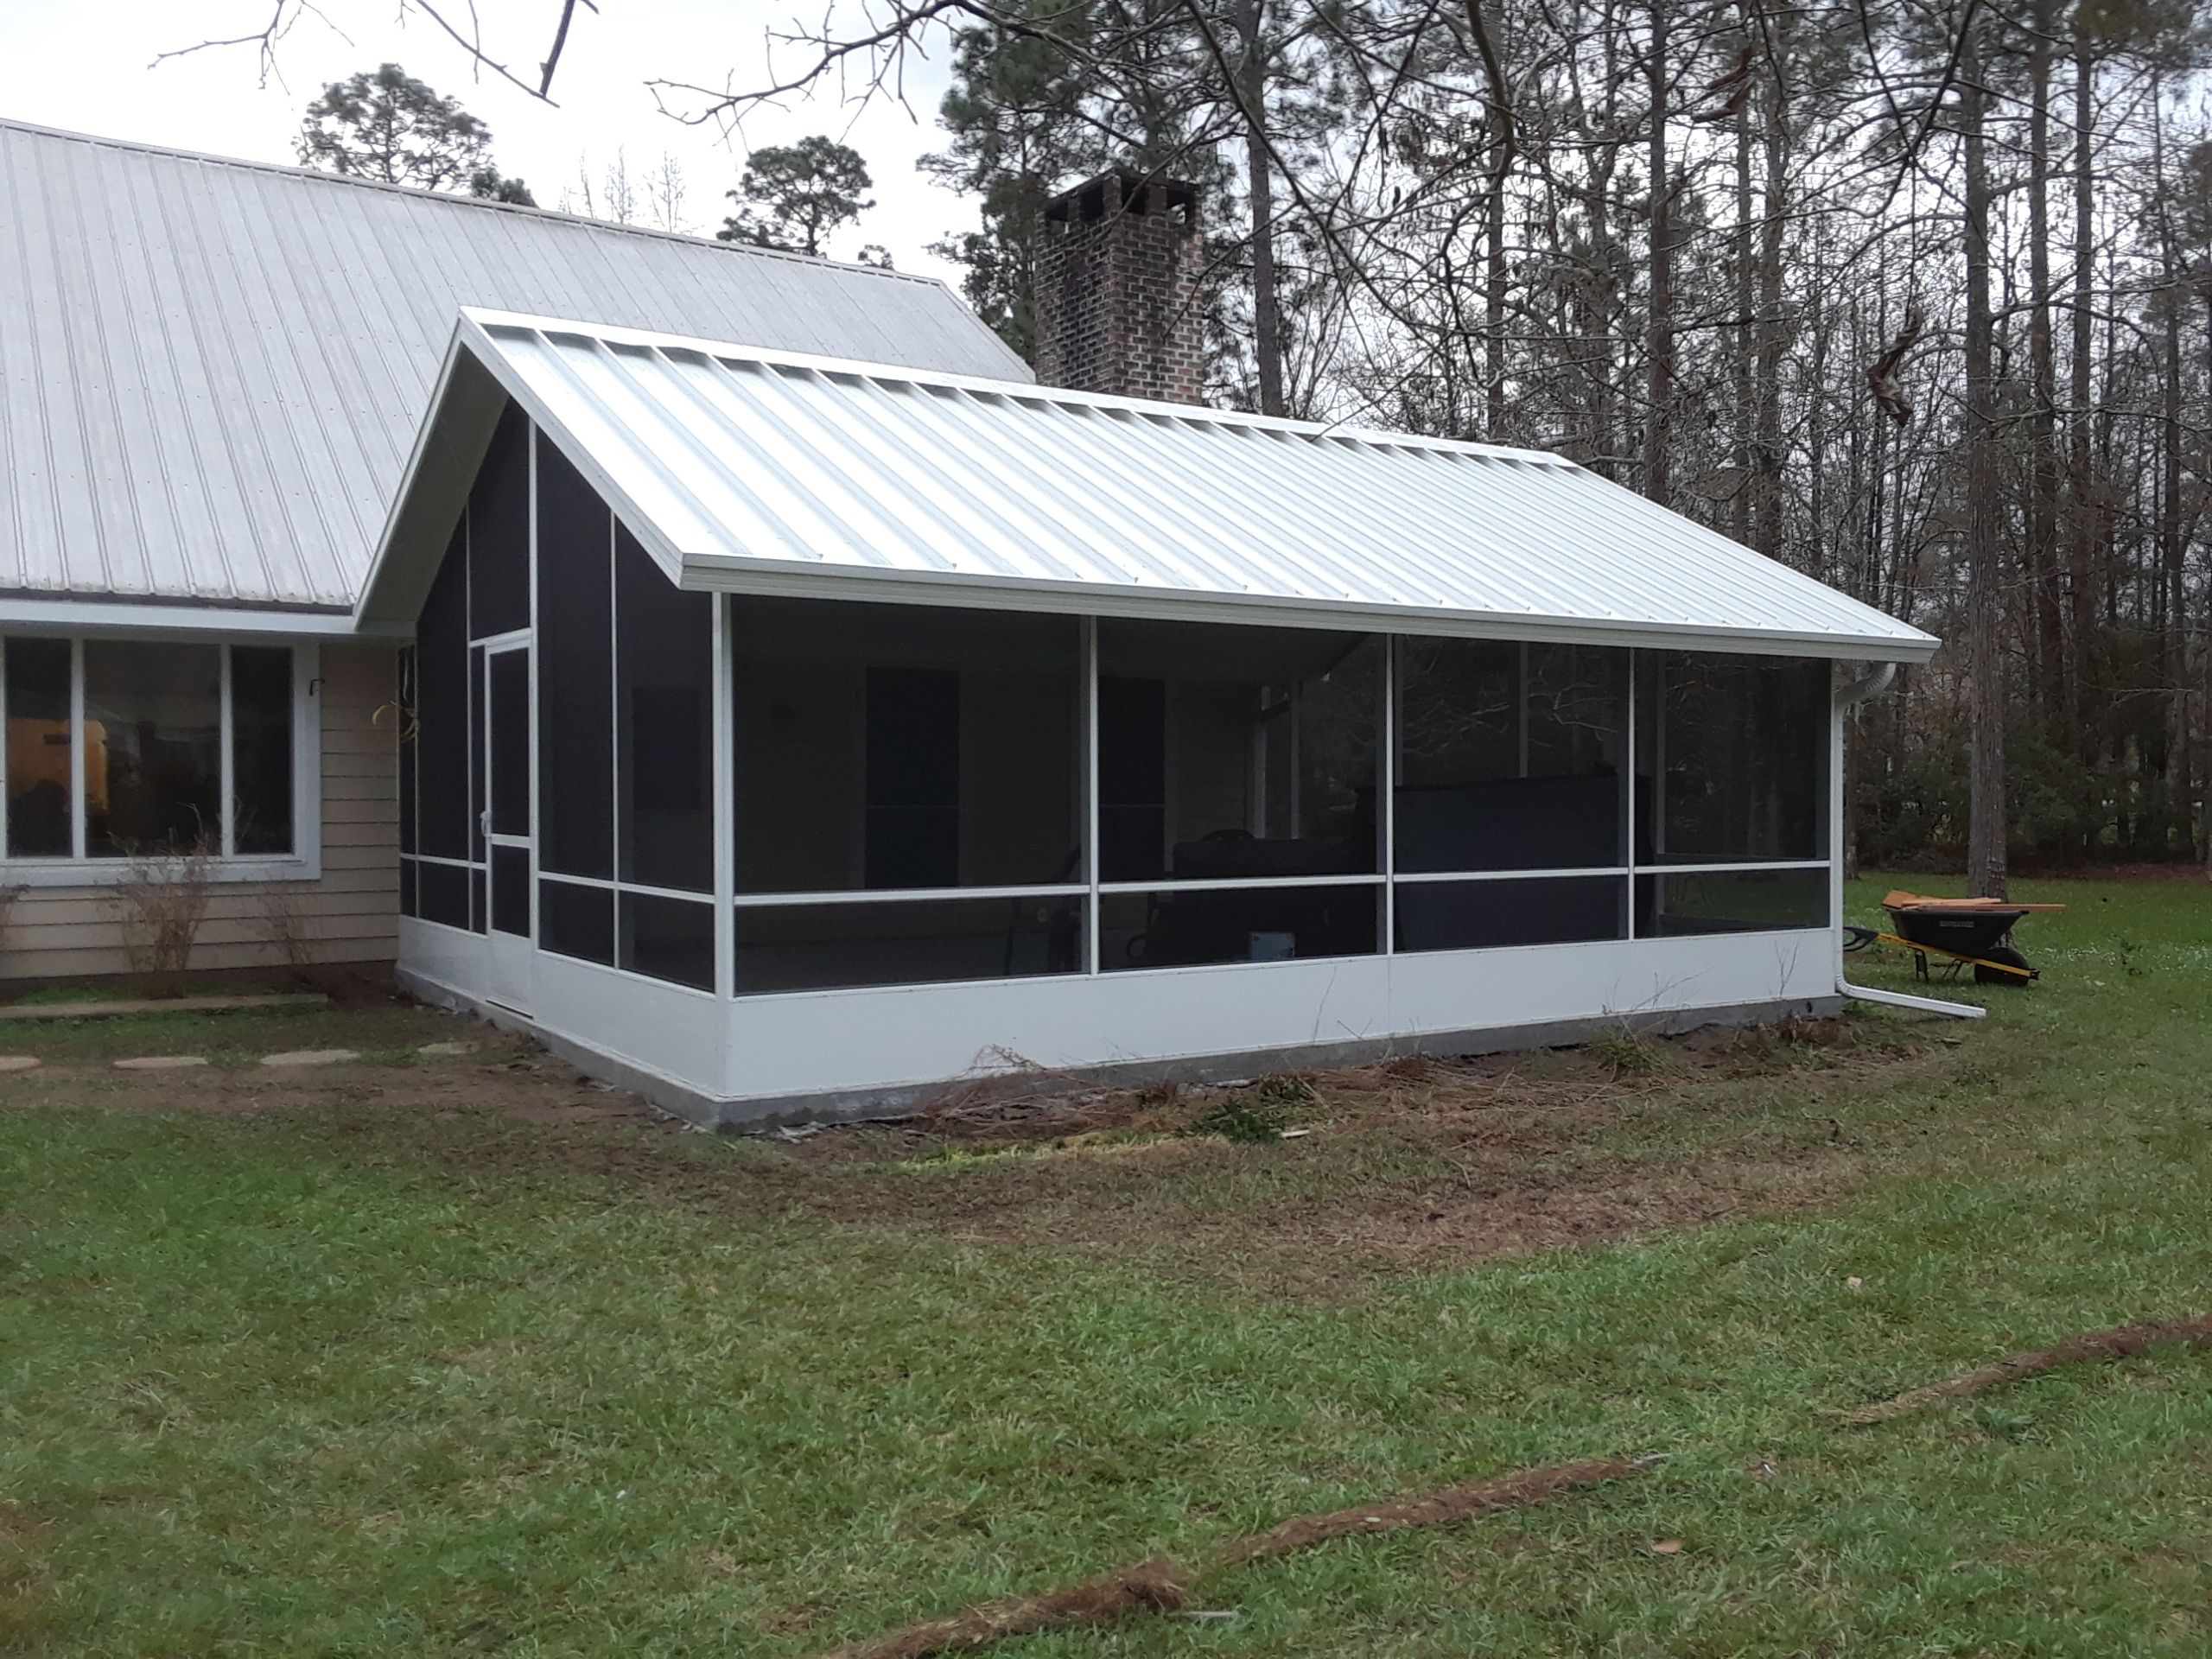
[1962,17,2008,899]
[1732,68,1754,545]
[2026,0,2067,754]
[1484,167,1508,440]
[2068,25,2099,804]
[1752,75,1787,560]
[1234,0,1284,418]
[2152,99,2187,852]
[1643,0,1672,505]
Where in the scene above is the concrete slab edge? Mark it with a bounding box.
[0,992,329,1023]
[392,964,1840,1134]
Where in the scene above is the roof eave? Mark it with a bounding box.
[674,553,1942,664]
[0,594,376,640]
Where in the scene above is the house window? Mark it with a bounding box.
[3,638,71,857]
[1,637,302,864]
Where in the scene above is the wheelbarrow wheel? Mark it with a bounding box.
[1974,944,2033,986]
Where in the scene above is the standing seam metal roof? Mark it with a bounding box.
[365,312,1937,662]
[0,118,1029,614]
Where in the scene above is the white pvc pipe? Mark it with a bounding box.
[1837,978,1986,1019]
[1831,660,1984,1020]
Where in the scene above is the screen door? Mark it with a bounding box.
[482,642,534,1012]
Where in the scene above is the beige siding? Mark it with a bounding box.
[0,644,401,982]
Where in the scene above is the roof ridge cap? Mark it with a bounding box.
[0,112,949,288]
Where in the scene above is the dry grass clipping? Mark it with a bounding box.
[810,1458,1643,1659]
[1838,1311,2212,1425]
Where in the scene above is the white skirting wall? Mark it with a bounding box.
[398,916,1839,1124]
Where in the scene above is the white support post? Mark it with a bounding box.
[219,645,235,858]
[1622,651,1637,939]
[68,638,86,861]
[527,420,539,950]
[0,638,9,858]
[1379,632,1396,954]
[1082,613,1100,976]
[714,592,735,1003]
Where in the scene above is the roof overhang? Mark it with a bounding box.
[358,310,1942,664]
[0,595,376,641]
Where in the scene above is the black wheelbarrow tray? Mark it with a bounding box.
[1849,889,2069,986]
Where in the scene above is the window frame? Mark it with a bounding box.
[0,633,321,887]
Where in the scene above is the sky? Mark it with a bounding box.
[0,0,976,285]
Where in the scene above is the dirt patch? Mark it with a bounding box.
[1,1041,685,1134]
[8,1012,1970,1291]
[709,1021,1944,1289]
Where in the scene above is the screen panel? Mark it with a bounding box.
[1395,876,1626,951]
[540,878,615,965]
[418,860,470,930]
[733,895,1083,994]
[491,844,531,937]
[1395,640,1625,873]
[620,892,715,990]
[1096,619,1379,884]
[415,524,473,860]
[488,650,530,838]
[467,402,531,639]
[1636,868,1829,935]
[1637,653,1828,865]
[732,597,1080,894]
[536,435,613,879]
[1100,883,1380,970]
[617,527,713,893]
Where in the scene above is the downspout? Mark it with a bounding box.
[1833,662,1986,1019]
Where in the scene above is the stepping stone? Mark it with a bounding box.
[114,1056,207,1071]
[418,1041,474,1058]
[260,1049,359,1068]
[0,1056,39,1073]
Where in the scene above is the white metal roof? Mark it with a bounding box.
[360,311,1937,663]
[0,118,1027,620]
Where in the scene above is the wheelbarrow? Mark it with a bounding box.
[1842,890,2068,986]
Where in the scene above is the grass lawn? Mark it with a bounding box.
[3,874,2209,1656]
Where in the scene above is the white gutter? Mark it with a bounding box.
[1832,662,1985,1020]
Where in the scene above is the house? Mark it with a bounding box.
[1,132,1938,1122]
[0,117,1020,982]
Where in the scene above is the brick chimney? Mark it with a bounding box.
[1033,169,1204,404]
